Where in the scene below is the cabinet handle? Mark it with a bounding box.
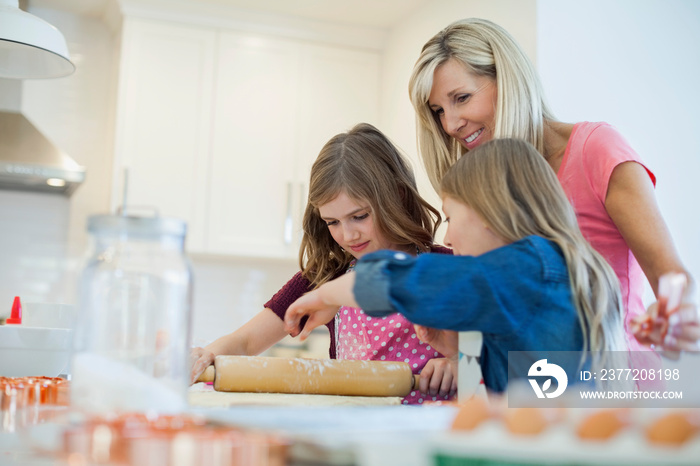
[284,182,293,245]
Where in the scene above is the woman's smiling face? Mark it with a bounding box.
[428,58,498,151]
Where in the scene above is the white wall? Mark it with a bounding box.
[189,256,299,348]
[537,0,700,303]
[380,0,537,239]
[22,7,118,248]
[0,191,77,308]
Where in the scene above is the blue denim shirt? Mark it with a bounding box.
[353,236,585,393]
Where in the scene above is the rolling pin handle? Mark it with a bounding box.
[197,365,216,383]
[412,374,420,391]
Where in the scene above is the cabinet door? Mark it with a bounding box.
[114,18,215,252]
[293,44,381,244]
[207,31,301,258]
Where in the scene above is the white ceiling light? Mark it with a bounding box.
[0,0,75,79]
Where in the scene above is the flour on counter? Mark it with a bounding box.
[188,383,401,407]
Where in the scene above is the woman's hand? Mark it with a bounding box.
[418,356,458,398]
[189,346,216,385]
[664,304,700,351]
[414,324,458,358]
[632,273,699,352]
[284,273,358,340]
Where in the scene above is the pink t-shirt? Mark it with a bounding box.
[557,122,656,353]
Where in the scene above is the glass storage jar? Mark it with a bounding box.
[71,214,192,415]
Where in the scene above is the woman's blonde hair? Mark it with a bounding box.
[300,123,441,287]
[409,18,555,192]
[441,138,626,374]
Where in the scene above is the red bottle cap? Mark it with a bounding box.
[7,296,22,324]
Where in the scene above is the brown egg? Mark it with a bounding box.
[576,409,630,440]
[451,397,492,431]
[503,407,560,436]
[646,412,699,446]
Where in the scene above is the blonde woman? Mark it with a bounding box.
[191,123,456,404]
[408,18,697,355]
[284,138,627,393]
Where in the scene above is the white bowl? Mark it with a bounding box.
[0,326,73,377]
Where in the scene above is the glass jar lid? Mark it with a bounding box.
[87,214,186,239]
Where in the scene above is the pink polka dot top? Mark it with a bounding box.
[335,305,453,405]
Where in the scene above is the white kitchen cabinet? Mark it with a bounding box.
[114,18,380,258]
[207,37,381,257]
[295,43,381,200]
[206,31,301,258]
[113,18,215,251]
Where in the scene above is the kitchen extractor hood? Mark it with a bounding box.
[0,0,75,79]
[0,111,85,195]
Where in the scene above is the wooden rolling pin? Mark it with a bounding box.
[196,355,420,397]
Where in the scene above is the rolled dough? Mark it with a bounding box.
[188,383,401,407]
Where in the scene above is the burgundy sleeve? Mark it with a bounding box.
[264,271,337,359]
[430,244,454,255]
[264,271,313,319]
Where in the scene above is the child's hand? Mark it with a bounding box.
[284,289,339,340]
[190,346,215,385]
[414,325,458,358]
[285,273,358,340]
[632,273,699,352]
[418,356,458,398]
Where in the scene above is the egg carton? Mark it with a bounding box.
[430,400,700,465]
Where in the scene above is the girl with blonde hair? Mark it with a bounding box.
[284,138,627,392]
[408,18,697,357]
[191,123,456,404]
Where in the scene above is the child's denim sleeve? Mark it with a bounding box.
[353,250,502,331]
[352,238,565,335]
[350,252,397,316]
